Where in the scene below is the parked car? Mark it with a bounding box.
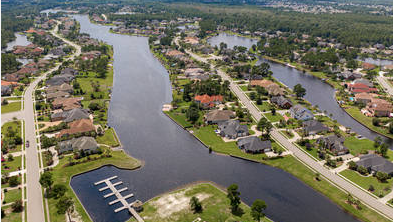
[26,140,29,148]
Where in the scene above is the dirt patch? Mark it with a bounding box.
[151,189,211,218]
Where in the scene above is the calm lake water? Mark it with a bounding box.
[4,33,33,65]
[208,33,393,147]
[69,15,360,222]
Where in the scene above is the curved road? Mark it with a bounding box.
[177,38,393,220]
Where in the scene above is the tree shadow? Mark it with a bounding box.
[232,207,245,217]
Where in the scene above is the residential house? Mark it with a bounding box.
[270,96,292,109]
[218,119,249,139]
[46,74,74,86]
[57,119,96,138]
[382,65,393,71]
[1,85,12,96]
[348,83,378,94]
[51,108,90,122]
[366,99,392,117]
[61,67,79,76]
[46,91,70,101]
[302,120,329,135]
[353,79,373,88]
[362,62,376,70]
[356,154,393,175]
[194,94,223,108]
[46,83,73,94]
[266,84,284,96]
[166,50,184,59]
[57,136,98,154]
[205,110,235,124]
[354,93,374,105]
[237,136,271,154]
[3,73,21,82]
[52,97,82,110]
[184,37,199,45]
[290,104,314,121]
[317,135,349,156]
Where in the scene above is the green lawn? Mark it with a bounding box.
[1,121,23,153]
[344,136,374,156]
[165,111,193,128]
[297,144,320,160]
[48,150,141,222]
[264,112,284,122]
[1,205,22,222]
[1,102,22,114]
[345,107,393,139]
[128,183,271,222]
[2,156,22,174]
[96,128,120,147]
[257,102,272,112]
[1,176,21,189]
[3,188,22,204]
[340,169,393,197]
[239,85,249,91]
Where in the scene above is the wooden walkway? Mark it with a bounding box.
[94,176,144,222]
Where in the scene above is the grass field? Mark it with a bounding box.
[1,156,22,174]
[340,169,393,197]
[48,150,141,222]
[264,112,284,122]
[257,102,272,112]
[3,188,22,204]
[1,121,23,153]
[128,183,271,222]
[165,111,194,128]
[96,128,120,147]
[1,101,22,114]
[1,205,22,222]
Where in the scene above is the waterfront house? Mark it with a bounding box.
[250,79,274,88]
[348,83,378,94]
[302,120,329,136]
[205,109,235,124]
[290,104,314,121]
[52,97,82,111]
[57,119,96,138]
[237,136,271,154]
[51,108,90,122]
[317,135,349,156]
[270,96,292,109]
[366,99,392,117]
[354,93,374,105]
[57,136,98,154]
[266,84,284,96]
[166,50,184,59]
[356,154,393,175]
[194,94,223,108]
[218,119,249,139]
[46,74,74,86]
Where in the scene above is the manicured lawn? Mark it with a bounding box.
[264,112,284,122]
[239,85,249,91]
[1,176,21,189]
[2,156,22,174]
[297,144,320,160]
[1,205,22,222]
[96,128,120,147]
[48,150,141,222]
[128,183,271,222]
[344,136,374,156]
[4,188,22,204]
[165,111,193,128]
[1,101,22,114]
[340,169,393,197]
[257,102,272,112]
[345,107,393,139]
[191,125,267,162]
[1,121,23,153]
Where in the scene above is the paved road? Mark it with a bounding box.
[21,23,81,222]
[377,72,393,96]
[179,39,393,220]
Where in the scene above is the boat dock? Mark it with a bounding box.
[94,176,144,222]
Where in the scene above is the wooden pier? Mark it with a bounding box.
[94,176,144,222]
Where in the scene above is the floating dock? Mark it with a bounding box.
[94,176,144,222]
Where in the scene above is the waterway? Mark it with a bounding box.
[3,33,33,65]
[208,33,393,146]
[69,15,360,222]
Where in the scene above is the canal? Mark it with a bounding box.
[208,32,393,146]
[69,15,360,222]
